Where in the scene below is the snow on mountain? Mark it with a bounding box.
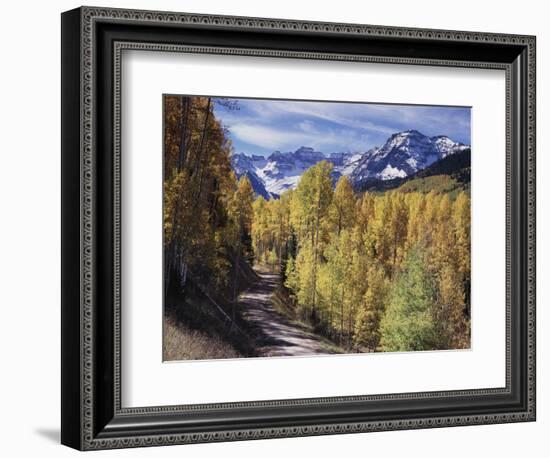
[232,146,358,197]
[379,164,408,180]
[432,135,470,157]
[230,130,469,199]
[329,152,365,177]
[260,147,325,195]
[230,153,271,199]
[350,130,468,185]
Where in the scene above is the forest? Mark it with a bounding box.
[163,95,471,360]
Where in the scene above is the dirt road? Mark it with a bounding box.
[239,270,338,357]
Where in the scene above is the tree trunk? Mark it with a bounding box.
[311,189,322,321]
[232,214,243,327]
[348,303,353,350]
[232,247,240,325]
[177,97,190,170]
[340,287,345,346]
[193,98,212,200]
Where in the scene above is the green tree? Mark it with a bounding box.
[381,247,437,351]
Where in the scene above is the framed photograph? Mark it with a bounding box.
[61,6,536,450]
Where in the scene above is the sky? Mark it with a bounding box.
[212,97,471,157]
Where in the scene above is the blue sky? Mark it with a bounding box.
[212,97,471,157]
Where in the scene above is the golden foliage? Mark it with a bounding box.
[163,96,471,353]
[254,174,471,352]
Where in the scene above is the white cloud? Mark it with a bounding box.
[298,119,316,133]
[230,121,371,153]
[215,97,471,154]
[230,123,316,150]
[245,99,396,135]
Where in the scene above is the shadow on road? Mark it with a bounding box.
[240,269,339,357]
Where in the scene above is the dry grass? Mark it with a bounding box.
[163,316,242,361]
[271,284,295,318]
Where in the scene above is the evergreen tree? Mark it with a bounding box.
[380,247,437,351]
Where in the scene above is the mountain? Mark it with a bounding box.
[230,153,271,199]
[230,130,469,199]
[357,148,471,193]
[350,130,468,185]
[396,149,471,195]
[231,147,364,197]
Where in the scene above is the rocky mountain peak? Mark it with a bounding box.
[231,130,469,199]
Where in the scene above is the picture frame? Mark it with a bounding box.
[61,6,536,450]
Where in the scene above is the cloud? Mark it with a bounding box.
[214,97,471,155]
[298,119,316,133]
[244,99,396,135]
[229,121,372,153]
[230,123,316,150]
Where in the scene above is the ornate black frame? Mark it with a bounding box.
[61,6,536,450]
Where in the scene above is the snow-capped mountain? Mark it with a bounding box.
[230,130,469,198]
[230,153,271,199]
[232,147,364,197]
[351,130,468,183]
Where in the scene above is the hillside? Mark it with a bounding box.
[356,148,471,195]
